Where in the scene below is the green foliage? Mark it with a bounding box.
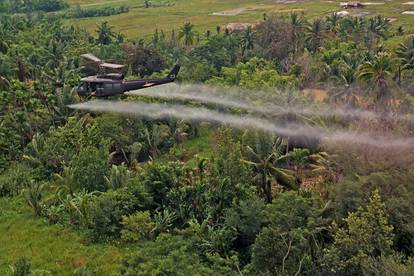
[142,161,184,207]
[191,35,239,71]
[104,164,131,190]
[208,58,298,90]
[362,254,414,275]
[120,211,155,242]
[243,133,297,202]
[25,182,45,217]
[0,83,54,170]
[322,190,394,275]
[120,234,236,275]
[88,179,151,242]
[285,148,311,166]
[0,0,67,13]
[178,22,197,47]
[10,257,31,276]
[358,51,394,104]
[224,197,266,264]
[1,8,414,276]
[225,197,265,247]
[206,130,254,221]
[69,144,110,193]
[0,164,33,197]
[251,191,328,275]
[72,266,97,276]
[152,209,177,235]
[66,5,129,19]
[96,21,116,45]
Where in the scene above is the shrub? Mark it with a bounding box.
[70,144,110,192]
[143,161,184,207]
[0,164,33,197]
[88,180,152,242]
[120,234,236,275]
[121,211,155,242]
[10,257,31,276]
[66,5,129,19]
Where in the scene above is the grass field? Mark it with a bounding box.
[0,197,129,275]
[66,0,414,38]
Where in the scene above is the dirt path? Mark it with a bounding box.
[211,8,246,16]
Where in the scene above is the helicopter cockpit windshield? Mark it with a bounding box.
[76,82,88,96]
[76,82,99,97]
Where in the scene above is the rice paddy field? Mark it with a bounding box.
[67,0,414,38]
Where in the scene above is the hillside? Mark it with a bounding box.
[1,0,414,275]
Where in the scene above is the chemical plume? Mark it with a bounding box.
[68,100,414,149]
[126,84,414,122]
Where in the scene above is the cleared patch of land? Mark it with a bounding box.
[211,7,246,16]
[65,0,414,37]
[64,0,414,40]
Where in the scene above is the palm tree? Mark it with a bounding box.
[54,166,78,196]
[326,12,341,34]
[145,124,170,158]
[240,26,255,57]
[178,22,196,47]
[396,37,414,73]
[309,152,338,184]
[339,17,366,42]
[368,15,390,40]
[242,135,297,203]
[290,13,304,53]
[25,182,45,217]
[305,19,324,52]
[358,52,394,106]
[104,164,131,190]
[96,21,114,45]
[331,62,359,105]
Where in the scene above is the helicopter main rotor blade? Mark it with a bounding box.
[81,53,102,63]
[101,62,125,69]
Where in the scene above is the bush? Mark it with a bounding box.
[10,257,31,276]
[0,164,33,197]
[121,211,155,242]
[0,0,67,13]
[143,161,184,208]
[88,180,152,242]
[120,234,236,275]
[70,144,110,192]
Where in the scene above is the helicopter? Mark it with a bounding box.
[76,53,180,98]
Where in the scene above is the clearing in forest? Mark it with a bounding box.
[66,0,414,37]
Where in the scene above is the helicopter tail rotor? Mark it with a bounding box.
[167,64,180,80]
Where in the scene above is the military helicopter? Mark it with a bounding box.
[76,53,180,98]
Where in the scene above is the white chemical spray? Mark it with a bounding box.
[69,100,414,149]
[126,84,414,122]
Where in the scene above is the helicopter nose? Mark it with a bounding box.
[76,86,87,97]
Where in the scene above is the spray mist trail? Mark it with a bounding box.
[126,84,414,122]
[69,100,414,149]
